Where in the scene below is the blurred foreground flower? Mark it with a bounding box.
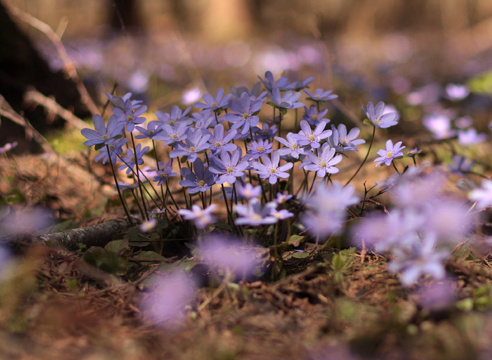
[141,271,196,327]
[199,236,258,278]
[0,206,54,237]
[414,278,457,311]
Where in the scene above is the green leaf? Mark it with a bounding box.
[82,246,128,275]
[131,251,167,262]
[6,188,26,204]
[287,234,307,247]
[292,251,310,259]
[104,239,129,253]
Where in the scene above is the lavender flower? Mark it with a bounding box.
[112,98,147,132]
[209,149,249,185]
[291,120,332,149]
[0,142,18,153]
[235,198,277,226]
[236,183,262,200]
[178,204,217,228]
[415,278,457,311]
[95,137,127,164]
[194,88,232,113]
[258,71,291,91]
[0,206,54,237]
[253,123,277,140]
[458,128,487,146]
[169,128,210,163]
[275,133,305,159]
[388,233,448,287]
[135,121,164,140]
[155,105,191,126]
[302,182,359,237]
[304,88,338,102]
[179,158,216,194]
[336,124,365,151]
[302,105,329,126]
[150,161,178,186]
[469,180,492,209]
[362,101,398,129]
[141,271,196,327]
[199,236,258,276]
[81,114,124,146]
[268,87,304,110]
[374,140,405,167]
[302,145,343,177]
[422,114,456,139]
[445,83,469,101]
[230,82,267,102]
[118,143,150,175]
[208,124,237,155]
[223,92,262,134]
[153,122,188,146]
[287,76,314,91]
[246,139,274,159]
[139,219,157,232]
[253,152,293,184]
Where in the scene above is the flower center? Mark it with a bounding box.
[243,113,249,119]
[270,168,276,174]
[386,152,393,158]
[189,146,196,152]
[215,141,221,147]
[292,144,298,149]
[309,135,315,141]
[173,134,178,139]
[258,147,264,152]
[212,102,217,107]
[312,115,318,120]
[198,180,205,186]
[320,162,326,167]
[127,115,133,121]
[227,167,233,173]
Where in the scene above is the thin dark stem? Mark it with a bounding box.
[107,145,134,225]
[344,126,376,187]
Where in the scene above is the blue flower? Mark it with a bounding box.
[258,71,291,91]
[236,183,262,200]
[332,124,365,152]
[209,149,249,185]
[178,204,217,229]
[155,105,192,126]
[135,121,164,140]
[302,144,343,177]
[246,139,274,159]
[363,101,398,129]
[268,88,304,110]
[208,124,237,155]
[291,120,332,149]
[111,95,147,132]
[118,143,150,175]
[81,114,124,146]
[302,105,329,126]
[169,129,210,163]
[194,88,232,113]
[253,123,277,140]
[275,133,305,159]
[374,140,405,167]
[234,198,277,226]
[150,161,178,186]
[287,76,314,91]
[224,92,262,135]
[95,137,127,164]
[252,151,293,185]
[230,82,267,102]
[179,158,216,194]
[304,88,338,102]
[153,123,188,146]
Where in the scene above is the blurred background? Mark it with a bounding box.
[2,0,492,150]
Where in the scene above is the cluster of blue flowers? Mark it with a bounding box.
[81,70,492,289]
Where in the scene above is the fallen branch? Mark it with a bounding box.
[35,218,136,249]
[24,88,88,130]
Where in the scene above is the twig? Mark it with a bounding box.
[24,88,88,129]
[0,95,57,156]
[7,5,99,115]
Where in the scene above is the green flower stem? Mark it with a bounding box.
[107,145,134,226]
[392,161,401,175]
[344,125,376,187]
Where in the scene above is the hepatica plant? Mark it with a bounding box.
[81,70,489,299]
